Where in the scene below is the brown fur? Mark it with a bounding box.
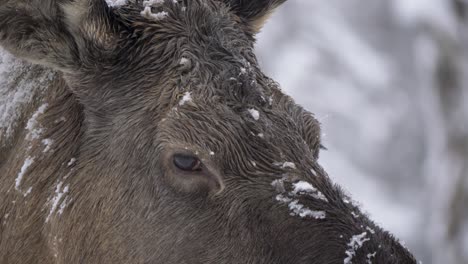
[0,0,417,263]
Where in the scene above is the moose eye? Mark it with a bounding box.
[173,154,202,172]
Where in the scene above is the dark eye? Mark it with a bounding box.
[173,154,202,172]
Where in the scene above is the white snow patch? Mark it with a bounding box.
[23,187,33,197]
[276,194,292,203]
[366,252,377,264]
[0,87,35,138]
[46,182,69,222]
[343,197,362,208]
[54,116,66,123]
[178,92,192,106]
[310,167,318,176]
[366,226,376,234]
[272,179,285,192]
[25,103,48,140]
[276,194,326,219]
[292,181,328,202]
[281,162,296,169]
[15,157,34,191]
[141,7,168,20]
[248,108,260,120]
[0,50,54,141]
[42,138,53,153]
[105,0,128,7]
[179,57,190,66]
[2,213,9,226]
[67,158,76,167]
[288,200,326,219]
[268,96,273,105]
[142,0,177,6]
[344,232,371,264]
[57,197,70,215]
[293,181,317,192]
[140,0,175,20]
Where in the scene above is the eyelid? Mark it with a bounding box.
[173,153,203,172]
[162,146,225,194]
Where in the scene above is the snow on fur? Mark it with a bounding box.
[344,232,371,264]
[105,0,128,7]
[0,49,54,142]
[46,182,70,222]
[15,156,34,191]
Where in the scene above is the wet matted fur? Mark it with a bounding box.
[0,0,417,263]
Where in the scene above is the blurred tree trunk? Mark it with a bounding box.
[453,0,467,20]
[436,37,468,264]
[427,0,468,262]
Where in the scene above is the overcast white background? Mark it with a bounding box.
[257,1,468,263]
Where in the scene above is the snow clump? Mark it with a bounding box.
[178,92,192,106]
[15,157,34,191]
[25,103,48,141]
[46,182,70,222]
[344,232,371,264]
[292,181,328,202]
[248,108,260,120]
[105,0,128,7]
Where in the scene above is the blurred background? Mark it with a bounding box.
[256,0,468,263]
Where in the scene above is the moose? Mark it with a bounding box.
[0,0,417,263]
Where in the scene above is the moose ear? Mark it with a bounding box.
[221,0,287,33]
[0,0,115,72]
[61,0,117,53]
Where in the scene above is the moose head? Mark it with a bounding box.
[0,0,417,263]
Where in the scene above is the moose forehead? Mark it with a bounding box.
[111,0,255,81]
[110,3,287,122]
[90,0,274,118]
